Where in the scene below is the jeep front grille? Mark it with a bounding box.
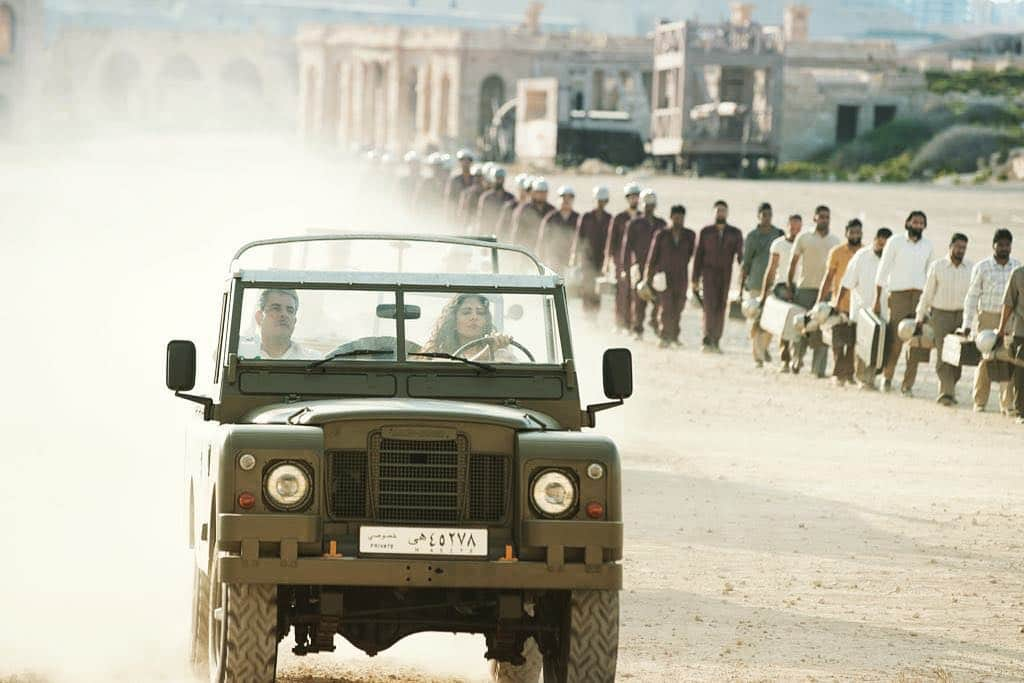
[326,432,509,524]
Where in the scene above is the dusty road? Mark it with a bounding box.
[2,137,1022,682]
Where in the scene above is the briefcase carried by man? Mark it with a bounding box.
[856,308,887,370]
[760,296,806,342]
[940,333,981,367]
[728,287,745,321]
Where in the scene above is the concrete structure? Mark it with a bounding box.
[649,4,931,166]
[297,17,652,155]
[648,5,786,170]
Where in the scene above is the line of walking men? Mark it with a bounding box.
[382,148,1024,424]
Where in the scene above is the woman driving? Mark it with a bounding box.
[421,294,516,362]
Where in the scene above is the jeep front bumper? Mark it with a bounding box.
[217,513,622,591]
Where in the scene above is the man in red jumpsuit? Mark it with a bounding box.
[571,185,612,319]
[645,205,696,348]
[692,200,744,353]
[621,188,667,340]
[605,181,642,334]
[475,167,515,237]
[537,186,580,273]
[443,149,476,226]
[511,177,554,253]
[495,174,530,243]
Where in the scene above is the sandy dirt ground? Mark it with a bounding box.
[1,137,1022,683]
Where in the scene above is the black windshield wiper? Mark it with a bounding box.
[408,352,496,373]
[307,349,392,369]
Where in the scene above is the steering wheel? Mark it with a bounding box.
[453,336,536,362]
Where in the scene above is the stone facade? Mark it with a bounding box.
[297,21,652,154]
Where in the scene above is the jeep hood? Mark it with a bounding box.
[241,398,560,430]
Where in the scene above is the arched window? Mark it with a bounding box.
[0,5,14,57]
[477,74,505,137]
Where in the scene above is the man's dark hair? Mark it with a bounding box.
[950,232,968,245]
[670,204,686,216]
[259,288,299,311]
[905,210,927,228]
[993,228,1013,244]
[846,218,863,230]
[815,205,830,215]
[714,199,728,208]
[758,202,772,213]
[876,227,893,239]
[789,214,802,222]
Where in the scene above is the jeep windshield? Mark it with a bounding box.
[231,275,566,366]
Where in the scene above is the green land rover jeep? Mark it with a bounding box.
[166,234,631,682]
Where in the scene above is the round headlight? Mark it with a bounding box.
[531,470,576,517]
[264,463,312,511]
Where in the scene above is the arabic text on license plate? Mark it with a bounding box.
[359,526,488,556]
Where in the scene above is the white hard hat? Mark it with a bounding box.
[514,172,529,189]
[365,149,380,162]
[896,318,918,342]
[532,177,549,192]
[470,163,483,176]
[623,181,642,196]
[811,302,833,326]
[426,152,442,166]
[440,153,454,169]
[593,185,610,201]
[975,329,999,355]
[557,185,575,197]
[639,188,657,206]
[456,148,475,161]
[741,297,761,320]
[379,151,395,164]
[403,150,419,163]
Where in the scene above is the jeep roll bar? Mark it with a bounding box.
[230,233,549,276]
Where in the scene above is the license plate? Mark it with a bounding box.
[359,526,488,557]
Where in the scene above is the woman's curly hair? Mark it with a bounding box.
[421,294,494,354]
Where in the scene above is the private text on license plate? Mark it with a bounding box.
[359,526,488,556]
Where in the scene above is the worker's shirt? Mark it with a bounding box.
[915,256,973,320]
[1003,265,1024,337]
[824,243,861,313]
[768,236,794,287]
[537,209,580,273]
[964,255,1021,323]
[790,230,840,290]
[693,224,743,276]
[476,188,515,238]
[606,210,636,269]
[621,215,667,275]
[841,247,887,321]
[512,201,555,250]
[572,208,612,273]
[875,232,933,292]
[645,227,696,290]
[742,225,784,291]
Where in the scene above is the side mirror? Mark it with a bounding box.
[602,348,633,400]
[166,340,197,392]
[376,303,422,320]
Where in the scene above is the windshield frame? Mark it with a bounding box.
[225,270,573,366]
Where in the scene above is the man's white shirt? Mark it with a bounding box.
[842,247,888,321]
[915,256,973,321]
[963,255,1022,325]
[875,232,934,292]
[237,338,321,360]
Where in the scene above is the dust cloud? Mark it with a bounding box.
[0,133,497,683]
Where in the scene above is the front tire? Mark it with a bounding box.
[208,555,278,683]
[541,590,619,683]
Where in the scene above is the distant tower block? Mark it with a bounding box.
[730,3,755,27]
[784,4,810,43]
